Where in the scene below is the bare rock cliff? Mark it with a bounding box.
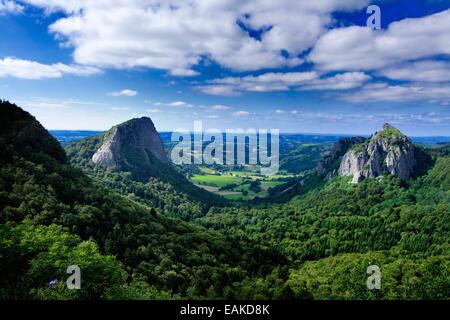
[92,117,167,170]
[315,136,366,179]
[338,123,415,183]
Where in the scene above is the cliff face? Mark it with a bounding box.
[338,124,416,183]
[315,136,366,179]
[92,117,167,170]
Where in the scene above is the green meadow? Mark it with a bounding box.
[190,169,291,201]
[191,174,242,187]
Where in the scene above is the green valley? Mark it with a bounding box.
[1,101,449,301]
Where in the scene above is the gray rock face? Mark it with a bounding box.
[315,136,366,177]
[338,123,416,183]
[92,117,167,169]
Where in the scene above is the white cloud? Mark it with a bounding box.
[207,115,219,119]
[109,89,138,97]
[0,57,100,79]
[111,106,129,111]
[198,71,370,95]
[21,0,368,75]
[197,85,240,96]
[300,72,371,91]
[309,9,450,72]
[282,110,450,127]
[52,63,100,76]
[167,101,193,108]
[15,97,106,110]
[275,109,284,114]
[198,71,319,95]
[379,60,450,83]
[232,110,251,117]
[339,82,450,104]
[19,100,71,109]
[202,105,231,112]
[0,1,23,15]
[169,68,200,77]
[147,108,160,113]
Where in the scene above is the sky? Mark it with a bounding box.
[0,0,450,136]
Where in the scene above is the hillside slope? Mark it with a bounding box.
[1,100,448,300]
[66,123,226,219]
[0,101,286,299]
[200,138,450,299]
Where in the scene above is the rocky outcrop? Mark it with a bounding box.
[92,117,167,170]
[315,136,366,179]
[338,123,415,183]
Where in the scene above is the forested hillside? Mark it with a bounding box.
[200,157,450,298]
[279,143,331,174]
[1,101,448,300]
[0,101,288,299]
[65,132,226,220]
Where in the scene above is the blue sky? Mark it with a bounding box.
[1,0,450,136]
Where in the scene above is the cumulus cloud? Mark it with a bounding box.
[148,100,194,108]
[339,82,450,104]
[309,9,450,72]
[167,101,194,108]
[108,89,138,97]
[198,85,240,96]
[169,68,200,77]
[201,104,232,112]
[198,71,370,95]
[0,1,23,14]
[16,1,450,106]
[303,9,450,104]
[0,57,100,79]
[146,102,232,112]
[284,110,450,127]
[299,72,371,91]
[197,71,319,95]
[232,110,251,117]
[379,60,450,83]
[21,0,368,75]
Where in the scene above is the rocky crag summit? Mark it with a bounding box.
[70,115,225,205]
[338,123,416,183]
[92,117,168,172]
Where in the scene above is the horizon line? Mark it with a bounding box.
[47,129,450,139]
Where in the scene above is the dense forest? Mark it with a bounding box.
[0,101,287,299]
[0,101,448,300]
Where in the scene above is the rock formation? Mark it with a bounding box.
[92,117,167,170]
[315,136,366,179]
[338,123,416,183]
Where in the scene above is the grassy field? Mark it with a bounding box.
[190,166,293,201]
[199,167,217,174]
[191,174,242,187]
[261,180,285,190]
